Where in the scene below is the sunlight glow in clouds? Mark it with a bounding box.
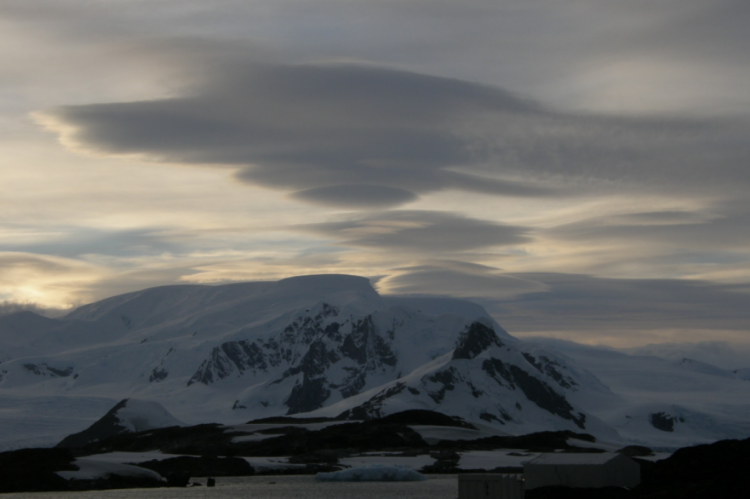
[1,0,749,348]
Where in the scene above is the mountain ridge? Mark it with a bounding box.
[1,274,749,451]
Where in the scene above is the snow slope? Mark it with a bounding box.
[525,338,750,448]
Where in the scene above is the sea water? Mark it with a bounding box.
[2,475,459,499]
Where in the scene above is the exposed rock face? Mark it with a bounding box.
[193,313,593,428]
[453,322,504,360]
[149,367,168,382]
[22,363,74,377]
[482,359,585,428]
[188,340,269,385]
[188,305,345,388]
[188,303,403,414]
[649,412,683,432]
[522,353,578,390]
[325,322,591,433]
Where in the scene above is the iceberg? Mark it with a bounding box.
[316,465,427,482]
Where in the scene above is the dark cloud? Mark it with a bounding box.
[52,61,539,165]
[299,211,529,252]
[36,60,562,208]
[40,53,750,209]
[290,185,418,208]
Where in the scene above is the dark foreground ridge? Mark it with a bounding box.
[245,408,477,429]
[4,410,749,495]
[57,410,591,460]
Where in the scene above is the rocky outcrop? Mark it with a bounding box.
[57,399,182,448]
[22,363,74,377]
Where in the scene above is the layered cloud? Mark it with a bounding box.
[3,0,750,351]
[377,261,547,299]
[379,263,750,346]
[298,211,528,252]
[38,61,561,208]
[37,54,750,211]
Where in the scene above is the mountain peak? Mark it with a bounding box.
[452,321,504,360]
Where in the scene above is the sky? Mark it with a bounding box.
[1,0,749,355]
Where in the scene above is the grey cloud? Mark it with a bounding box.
[548,208,750,251]
[379,264,750,335]
[291,185,418,208]
[45,60,555,208]
[623,341,750,371]
[493,273,750,333]
[299,211,529,252]
[616,0,750,65]
[379,261,547,299]
[0,227,187,259]
[609,211,711,225]
[8,1,750,115]
[469,112,750,194]
[0,253,74,274]
[41,53,750,209]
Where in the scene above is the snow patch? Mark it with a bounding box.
[57,458,163,481]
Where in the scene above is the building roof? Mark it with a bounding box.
[526,452,627,466]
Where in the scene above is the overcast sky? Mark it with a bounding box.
[2,0,749,354]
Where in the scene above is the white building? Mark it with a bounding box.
[524,452,640,490]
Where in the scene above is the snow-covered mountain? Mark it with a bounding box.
[1,274,749,450]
